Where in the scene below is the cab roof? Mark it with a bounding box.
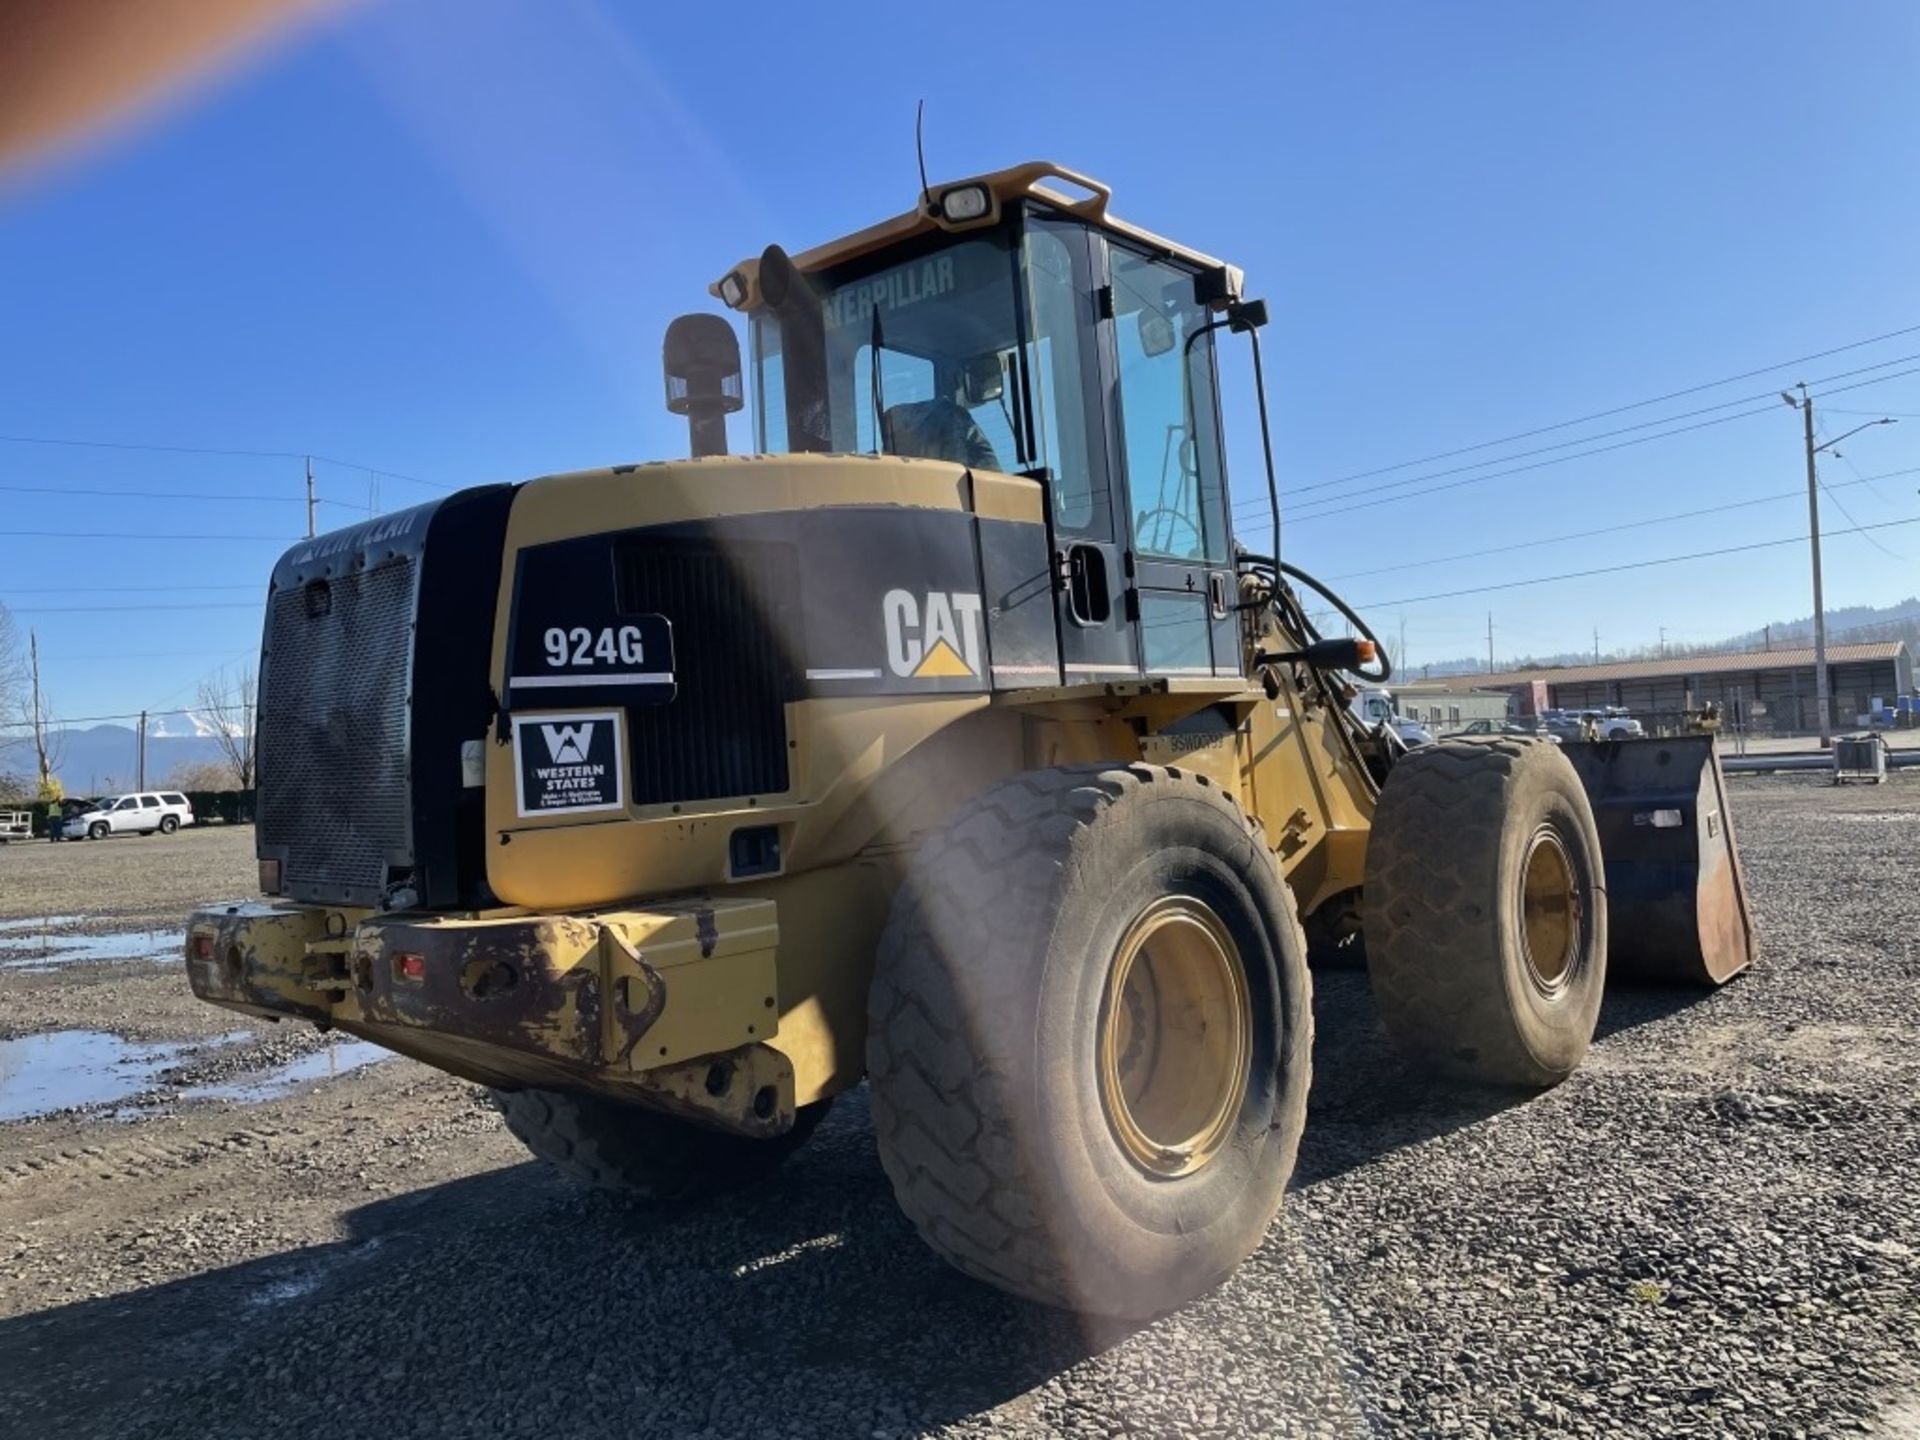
[710,160,1244,313]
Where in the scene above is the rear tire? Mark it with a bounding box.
[492,1087,830,1200]
[1363,738,1607,1087]
[159,815,179,834]
[868,763,1312,1318]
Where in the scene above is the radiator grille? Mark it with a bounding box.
[259,559,417,905]
[614,540,795,805]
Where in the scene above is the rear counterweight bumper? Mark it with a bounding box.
[184,897,794,1132]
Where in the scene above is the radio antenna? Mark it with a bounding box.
[915,99,931,210]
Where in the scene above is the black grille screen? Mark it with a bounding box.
[259,559,416,905]
[613,540,796,805]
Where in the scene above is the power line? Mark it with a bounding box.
[1246,363,1920,527]
[1291,322,1920,492]
[0,705,199,730]
[0,433,448,491]
[1267,347,1912,510]
[1811,425,1905,562]
[32,648,259,661]
[1320,468,1920,582]
[1818,476,1903,560]
[1265,403,1781,522]
[0,482,308,503]
[3,602,261,615]
[1238,352,1920,521]
[0,584,258,595]
[1356,515,1920,609]
[0,530,293,540]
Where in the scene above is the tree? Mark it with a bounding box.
[196,663,258,790]
[0,603,28,789]
[166,759,240,791]
[16,630,65,801]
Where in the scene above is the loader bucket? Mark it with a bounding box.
[1560,736,1757,986]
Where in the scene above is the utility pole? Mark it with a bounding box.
[1659,625,1667,657]
[305,455,317,539]
[136,710,147,790]
[1779,387,1896,746]
[1764,624,1771,652]
[1593,627,1600,664]
[1797,383,1831,747]
[1486,612,1495,674]
[28,631,51,797]
[1397,616,1408,674]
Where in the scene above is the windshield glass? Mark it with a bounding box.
[752,231,1024,472]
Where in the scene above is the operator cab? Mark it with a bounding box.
[704,163,1257,684]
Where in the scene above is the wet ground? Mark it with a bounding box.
[1,788,1916,1438]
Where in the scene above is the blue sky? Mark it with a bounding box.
[2,0,1917,727]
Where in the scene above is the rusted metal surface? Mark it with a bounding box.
[184,902,343,1023]
[184,896,782,1097]
[354,914,607,1065]
[1560,736,1757,986]
[622,1041,796,1137]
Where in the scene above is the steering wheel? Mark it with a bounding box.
[1134,507,1204,560]
[1274,561,1392,683]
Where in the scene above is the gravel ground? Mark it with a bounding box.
[1,780,1916,1438]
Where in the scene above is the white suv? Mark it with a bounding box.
[63,791,196,840]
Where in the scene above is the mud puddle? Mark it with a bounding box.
[186,1041,392,1103]
[0,1031,392,1121]
[0,928,181,970]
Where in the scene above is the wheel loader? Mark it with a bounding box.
[184,161,1756,1318]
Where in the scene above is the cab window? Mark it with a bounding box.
[1021,218,1103,536]
[140,795,160,808]
[1109,248,1228,563]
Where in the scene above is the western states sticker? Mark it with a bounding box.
[512,710,625,818]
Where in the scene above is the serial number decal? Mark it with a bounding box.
[1152,731,1233,755]
[543,625,649,669]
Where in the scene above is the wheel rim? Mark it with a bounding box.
[1519,826,1583,995]
[1099,896,1251,1179]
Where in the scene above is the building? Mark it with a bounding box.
[1472,640,1913,733]
[1392,683,1512,732]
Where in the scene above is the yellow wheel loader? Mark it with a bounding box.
[185,162,1756,1318]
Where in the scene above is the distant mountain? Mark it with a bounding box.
[36,724,231,796]
[1415,596,1920,680]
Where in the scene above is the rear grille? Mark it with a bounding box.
[259,559,417,905]
[613,540,795,805]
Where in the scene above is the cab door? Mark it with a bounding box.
[1020,213,1137,680]
[1100,243,1240,680]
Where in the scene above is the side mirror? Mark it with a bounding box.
[960,353,1004,405]
[662,313,743,459]
[1138,310,1176,358]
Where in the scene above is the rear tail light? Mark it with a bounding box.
[394,951,426,982]
[190,932,215,962]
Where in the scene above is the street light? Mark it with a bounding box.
[1780,384,1898,746]
[1814,418,1898,457]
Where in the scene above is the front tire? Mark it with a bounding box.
[492,1087,830,1201]
[88,822,108,840]
[868,763,1312,1318]
[1363,738,1607,1087]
